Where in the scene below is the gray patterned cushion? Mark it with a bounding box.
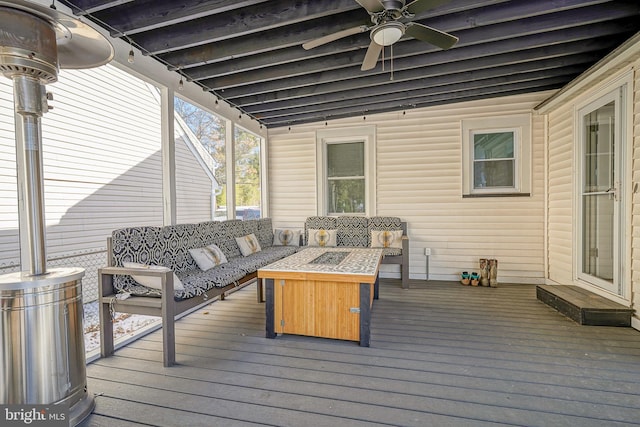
[337,216,368,247]
[215,220,245,258]
[368,216,402,231]
[112,226,166,297]
[256,218,275,248]
[161,223,200,272]
[227,246,297,274]
[175,264,247,299]
[381,247,402,256]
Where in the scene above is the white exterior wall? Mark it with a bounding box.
[546,103,575,285]
[175,132,214,224]
[268,92,551,283]
[0,64,213,269]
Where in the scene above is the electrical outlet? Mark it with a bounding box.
[424,248,431,256]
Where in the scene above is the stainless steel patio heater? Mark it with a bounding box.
[0,0,113,424]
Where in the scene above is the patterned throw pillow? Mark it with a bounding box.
[122,262,185,291]
[188,244,228,271]
[307,229,337,247]
[370,229,403,249]
[235,233,262,256]
[273,228,301,246]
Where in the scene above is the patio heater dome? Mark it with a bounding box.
[0,1,113,425]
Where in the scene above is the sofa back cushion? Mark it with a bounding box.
[336,216,369,247]
[161,223,201,272]
[112,226,164,267]
[111,226,166,296]
[256,218,275,248]
[368,216,403,233]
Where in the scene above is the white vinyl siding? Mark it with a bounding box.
[267,128,317,227]
[268,92,551,283]
[0,64,214,268]
[546,104,575,285]
[175,132,214,224]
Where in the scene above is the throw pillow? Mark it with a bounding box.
[236,233,262,256]
[273,228,301,246]
[370,229,403,249]
[122,261,185,291]
[307,229,337,247]
[189,244,228,271]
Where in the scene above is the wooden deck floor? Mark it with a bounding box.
[80,280,640,427]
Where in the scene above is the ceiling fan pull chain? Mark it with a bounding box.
[390,44,394,81]
[382,45,386,71]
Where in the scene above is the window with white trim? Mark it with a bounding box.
[316,126,376,216]
[462,114,531,196]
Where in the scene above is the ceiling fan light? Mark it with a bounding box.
[372,23,404,46]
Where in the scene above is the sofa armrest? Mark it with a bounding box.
[98,265,175,297]
[98,265,176,366]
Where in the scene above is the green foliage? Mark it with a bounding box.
[234,127,261,207]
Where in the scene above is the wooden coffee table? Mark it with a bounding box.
[257,247,383,346]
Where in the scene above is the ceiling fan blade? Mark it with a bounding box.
[355,0,384,13]
[361,40,383,71]
[405,0,451,15]
[302,25,369,50]
[405,22,458,50]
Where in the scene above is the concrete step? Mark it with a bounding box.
[536,284,633,326]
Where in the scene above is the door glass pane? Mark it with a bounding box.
[581,101,614,282]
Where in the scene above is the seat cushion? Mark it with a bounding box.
[175,264,248,300]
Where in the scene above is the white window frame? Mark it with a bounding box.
[462,114,531,196]
[316,126,376,216]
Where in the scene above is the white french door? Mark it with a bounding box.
[577,86,627,296]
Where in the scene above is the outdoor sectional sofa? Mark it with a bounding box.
[98,218,297,366]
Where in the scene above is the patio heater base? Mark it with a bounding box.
[0,268,94,424]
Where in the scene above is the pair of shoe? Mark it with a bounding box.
[461,271,480,286]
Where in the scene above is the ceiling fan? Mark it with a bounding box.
[302,0,458,71]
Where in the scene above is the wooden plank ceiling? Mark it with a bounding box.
[59,0,640,128]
